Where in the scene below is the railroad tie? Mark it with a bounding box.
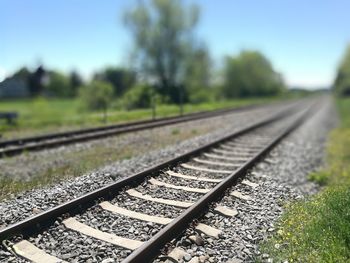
[148,178,211,193]
[13,240,67,263]
[126,188,193,208]
[230,190,252,201]
[63,217,143,250]
[203,153,248,162]
[100,201,221,238]
[264,158,278,164]
[165,170,222,183]
[225,142,263,149]
[100,201,172,224]
[242,179,259,188]
[126,189,237,217]
[220,144,257,153]
[212,148,253,157]
[180,163,232,174]
[192,158,240,167]
[167,248,188,262]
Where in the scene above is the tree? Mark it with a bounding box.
[222,51,285,98]
[334,45,350,96]
[28,65,46,96]
[79,80,114,123]
[184,45,212,103]
[70,70,84,97]
[124,0,200,103]
[93,67,135,96]
[12,67,31,94]
[45,71,72,97]
[12,67,31,82]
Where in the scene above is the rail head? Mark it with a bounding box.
[0,102,262,149]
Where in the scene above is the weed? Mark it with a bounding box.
[261,98,350,262]
[308,170,330,185]
[171,128,180,135]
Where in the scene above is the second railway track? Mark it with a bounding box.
[0,103,265,158]
[0,99,318,262]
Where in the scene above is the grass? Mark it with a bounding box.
[171,128,180,135]
[308,170,330,186]
[0,96,279,139]
[261,97,350,262]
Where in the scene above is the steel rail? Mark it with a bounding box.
[0,103,301,242]
[0,103,266,158]
[0,106,237,147]
[122,103,318,263]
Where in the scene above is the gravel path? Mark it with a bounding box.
[157,98,337,263]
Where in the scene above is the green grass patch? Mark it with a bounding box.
[261,97,350,262]
[171,128,180,135]
[308,170,330,186]
[261,186,350,262]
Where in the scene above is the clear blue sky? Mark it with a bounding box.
[1,0,349,88]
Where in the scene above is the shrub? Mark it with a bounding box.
[122,84,155,109]
[79,81,113,122]
[223,50,285,98]
[45,71,72,97]
[188,88,215,104]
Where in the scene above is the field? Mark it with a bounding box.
[0,97,278,139]
[261,97,350,262]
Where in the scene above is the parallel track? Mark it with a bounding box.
[0,103,265,158]
[0,100,317,263]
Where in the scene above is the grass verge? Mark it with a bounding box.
[260,98,350,262]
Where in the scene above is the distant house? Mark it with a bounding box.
[0,77,29,98]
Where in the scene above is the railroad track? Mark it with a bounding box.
[0,100,318,263]
[0,103,268,158]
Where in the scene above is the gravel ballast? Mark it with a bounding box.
[156,98,337,262]
[0,104,286,183]
[0,99,336,263]
[0,103,293,229]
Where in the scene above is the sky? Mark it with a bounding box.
[1,0,350,89]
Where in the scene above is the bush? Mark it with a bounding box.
[79,80,114,111]
[122,84,155,109]
[223,50,285,98]
[45,71,72,97]
[188,88,215,104]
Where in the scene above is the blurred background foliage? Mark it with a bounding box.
[1,0,290,108]
[222,50,286,98]
[0,0,339,136]
[334,45,350,96]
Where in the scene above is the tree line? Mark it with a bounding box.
[334,45,350,96]
[6,0,287,112]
